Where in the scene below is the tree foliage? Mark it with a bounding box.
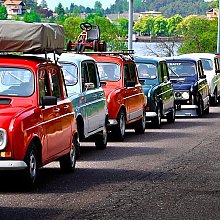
[23,9,41,22]
[177,15,217,54]
[0,5,7,20]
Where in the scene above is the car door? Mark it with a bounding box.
[39,66,72,160]
[214,57,220,97]
[81,61,105,133]
[160,61,175,114]
[197,61,209,108]
[123,62,143,121]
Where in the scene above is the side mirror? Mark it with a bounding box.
[200,74,206,79]
[126,81,136,87]
[84,82,95,90]
[163,76,169,83]
[41,96,57,108]
[216,69,220,74]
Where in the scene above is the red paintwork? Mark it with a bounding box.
[90,54,146,125]
[0,55,77,166]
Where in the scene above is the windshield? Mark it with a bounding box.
[97,62,120,81]
[136,63,157,79]
[62,63,78,85]
[0,67,34,96]
[200,58,213,71]
[167,62,196,77]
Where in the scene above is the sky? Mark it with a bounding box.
[41,0,116,11]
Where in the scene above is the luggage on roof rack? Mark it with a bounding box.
[0,20,65,54]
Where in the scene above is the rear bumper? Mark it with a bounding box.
[176,104,198,117]
[0,160,27,170]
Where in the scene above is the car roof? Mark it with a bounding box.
[134,56,166,64]
[57,52,96,63]
[178,53,217,59]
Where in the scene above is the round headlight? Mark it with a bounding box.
[0,128,7,150]
[182,92,189,99]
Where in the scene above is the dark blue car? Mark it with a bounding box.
[165,57,210,117]
[134,56,175,128]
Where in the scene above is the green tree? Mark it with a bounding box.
[63,16,83,41]
[39,0,47,8]
[133,16,155,36]
[55,3,65,16]
[154,16,168,36]
[23,9,41,22]
[94,1,103,16]
[114,17,128,37]
[166,14,183,36]
[0,5,7,20]
[177,15,217,54]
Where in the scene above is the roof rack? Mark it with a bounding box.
[82,49,134,56]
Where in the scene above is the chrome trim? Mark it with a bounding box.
[145,112,157,117]
[0,160,27,170]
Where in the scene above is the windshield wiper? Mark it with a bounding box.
[168,67,179,77]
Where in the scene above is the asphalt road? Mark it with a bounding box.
[1,106,220,220]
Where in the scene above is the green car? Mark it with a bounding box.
[134,56,175,128]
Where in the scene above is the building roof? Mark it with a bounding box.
[4,0,23,5]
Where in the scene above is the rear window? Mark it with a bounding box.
[97,62,120,81]
[0,67,34,96]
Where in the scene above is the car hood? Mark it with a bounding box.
[170,76,195,91]
[0,100,33,129]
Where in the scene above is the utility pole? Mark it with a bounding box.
[217,1,220,53]
[128,0,133,50]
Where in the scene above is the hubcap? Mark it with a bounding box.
[29,151,37,180]
[119,114,125,136]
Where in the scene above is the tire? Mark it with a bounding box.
[167,107,175,123]
[93,40,99,51]
[197,97,204,117]
[98,41,107,52]
[66,40,72,51]
[152,104,161,128]
[95,119,108,150]
[23,143,38,188]
[135,108,146,134]
[59,135,78,172]
[113,110,126,141]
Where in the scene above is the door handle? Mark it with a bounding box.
[64,105,69,110]
[54,108,60,113]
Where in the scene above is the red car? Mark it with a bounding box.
[90,52,147,141]
[0,55,79,187]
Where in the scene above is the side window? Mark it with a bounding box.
[129,63,137,83]
[198,61,204,78]
[161,62,169,82]
[81,62,89,91]
[158,63,163,83]
[87,62,98,88]
[124,63,130,84]
[38,69,50,104]
[49,68,62,99]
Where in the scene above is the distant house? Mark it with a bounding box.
[106,11,162,23]
[106,12,140,23]
[139,11,162,18]
[4,0,25,17]
[206,8,218,20]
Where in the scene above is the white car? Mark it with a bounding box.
[179,53,220,105]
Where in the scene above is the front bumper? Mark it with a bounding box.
[175,104,198,117]
[0,160,27,170]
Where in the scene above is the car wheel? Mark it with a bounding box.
[113,110,126,141]
[93,40,99,52]
[59,135,78,172]
[197,97,204,117]
[23,143,38,188]
[152,104,161,128]
[95,119,108,150]
[210,89,218,106]
[135,108,146,134]
[98,41,107,52]
[167,106,175,123]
